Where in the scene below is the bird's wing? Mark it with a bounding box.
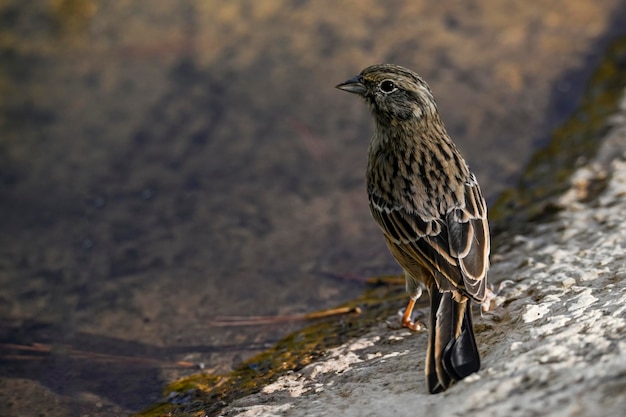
[369,177,489,301]
[444,178,489,300]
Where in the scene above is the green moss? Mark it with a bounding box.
[133,282,408,417]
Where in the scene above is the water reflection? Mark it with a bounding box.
[1,1,625,415]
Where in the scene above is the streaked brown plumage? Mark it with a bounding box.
[336,64,490,393]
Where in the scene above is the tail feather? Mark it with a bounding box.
[426,286,480,394]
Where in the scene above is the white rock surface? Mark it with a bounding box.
[218,90,626,417]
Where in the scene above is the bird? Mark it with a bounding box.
[336,64,490,394]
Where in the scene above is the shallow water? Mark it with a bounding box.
[1,1,625,415]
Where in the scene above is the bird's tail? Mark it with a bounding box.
[426,284,481,394]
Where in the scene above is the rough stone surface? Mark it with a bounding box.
[217,91,626,417]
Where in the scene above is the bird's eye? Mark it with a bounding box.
[379,80,396,93]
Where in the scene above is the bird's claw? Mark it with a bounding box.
[481,288,496,313]
[481,280,514,313]
[402,317,426,332]
[398,307,426,332]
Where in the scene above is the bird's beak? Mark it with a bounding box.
[336,75,367,95]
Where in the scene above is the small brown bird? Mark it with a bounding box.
[336,64,490,393]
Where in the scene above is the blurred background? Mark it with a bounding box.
[1,0,625,415]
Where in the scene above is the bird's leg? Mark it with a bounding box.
[400,287,425,331]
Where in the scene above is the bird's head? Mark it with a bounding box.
[336,64,439,126]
